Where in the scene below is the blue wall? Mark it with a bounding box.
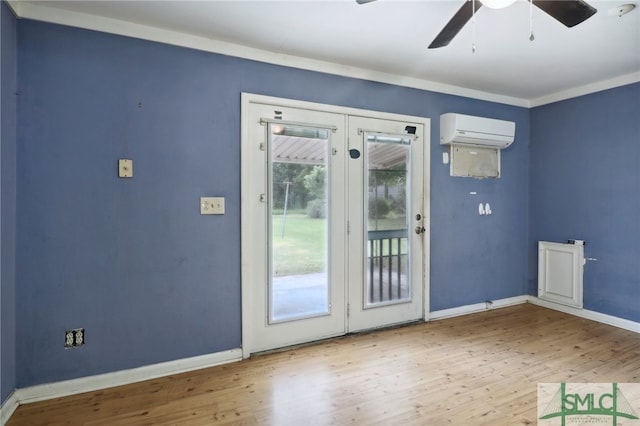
[530,83,640,322]
[3,4,637,400]
[15,20,529,388]
[1,0,17,403]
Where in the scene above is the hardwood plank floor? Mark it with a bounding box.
[8,304,640,425]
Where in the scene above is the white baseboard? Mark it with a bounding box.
[0,391,19,426]
[16,348,242,406]
[428,295,640,335]
[429,295,529,320]
[4,298,638,425]
[526,296,640,334]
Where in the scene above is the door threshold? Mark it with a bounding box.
[250,319,425,358]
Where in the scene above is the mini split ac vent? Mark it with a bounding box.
[440,113,516,179]
[440,113,516,149]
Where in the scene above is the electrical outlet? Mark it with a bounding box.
[65,328,85,348]
[65,330,75,348]
[75,329,84,345]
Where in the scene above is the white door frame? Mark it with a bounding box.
[240,93,431,358]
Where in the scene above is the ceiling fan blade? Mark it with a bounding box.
[533,0,597,27]
[356,0,377,4]
[428,1,482,49]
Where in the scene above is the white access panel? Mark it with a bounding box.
[538,241,584,308]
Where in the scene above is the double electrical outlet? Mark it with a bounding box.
[65,328,85,348]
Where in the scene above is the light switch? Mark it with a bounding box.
[118,159,133,178]
[200,197,225,215]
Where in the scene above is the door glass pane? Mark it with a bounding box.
[269,124,330,323]
[366,133,412,307]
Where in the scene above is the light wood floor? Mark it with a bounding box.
[8,304,640,425]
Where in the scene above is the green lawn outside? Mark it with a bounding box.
[272,213,408,276]
[272,213,326,276]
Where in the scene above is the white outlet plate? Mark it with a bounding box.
[118,159,133,178]
[200,197,225,215]
[442,152,449,164]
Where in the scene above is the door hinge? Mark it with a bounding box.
[347,303,350,317]
[347,221,350,235]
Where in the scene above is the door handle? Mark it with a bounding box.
[415,226,425,235]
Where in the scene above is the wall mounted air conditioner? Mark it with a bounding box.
[440,113,515,149]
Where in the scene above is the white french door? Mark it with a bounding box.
[241,94,429,356]
[242,101,347,354]
[346,116,425,332]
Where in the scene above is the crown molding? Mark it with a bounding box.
[530,72,640,107]
[7,1,530,108]
[6,1,639,109]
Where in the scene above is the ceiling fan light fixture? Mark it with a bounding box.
[481,0,517,9]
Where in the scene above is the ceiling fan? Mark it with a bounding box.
[356,0,597,49]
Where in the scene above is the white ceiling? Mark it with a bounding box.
[9,0,640,106]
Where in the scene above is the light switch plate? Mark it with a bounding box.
[200,197,225,215]
[118,159,133,178]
